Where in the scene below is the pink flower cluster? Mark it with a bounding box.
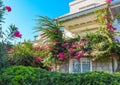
[102,16,107,20]
[52,41,58,45]
[106,23,116,32]
[63,42,69,48]
[7,48,14,54]
[47,66,52,71]
[59,52,64,60]
[48,46,53,51]
[5,6,11,12]
[35,56,42,63]
[14,30,22,38]
[110,52,115,59]
[58,29,62,33]
[38,45,47,51]
[74,51,85,61]
[70,47,74,52]
[106,0,113,3]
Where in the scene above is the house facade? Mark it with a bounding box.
[57,0,120,73]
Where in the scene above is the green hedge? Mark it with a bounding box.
[0,66,120,85]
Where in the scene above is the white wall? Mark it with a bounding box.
[69,0,106,14]
[63,29,75,38]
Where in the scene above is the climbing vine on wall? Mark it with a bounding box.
[34,0,120,67]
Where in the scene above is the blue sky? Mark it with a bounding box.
[2,0,119,42]
[3,0,72,42]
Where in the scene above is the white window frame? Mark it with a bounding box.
[69,58,92,73]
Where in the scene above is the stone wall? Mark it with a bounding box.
[58,61,69,73]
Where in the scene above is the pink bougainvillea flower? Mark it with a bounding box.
[8,49,14,54]
[112,27,117,31]
[71,44,76,49]
[63,42,69,48]
[14,30,22,38]
[52,41,58,45]
[106,23,116,31]
[74,51,85,57]
[47,66,52,71]
[81,51,85,55]
[63,42,68,46]
[70,47,74,52]
[74,51,85,61]
[48,46,53,51]
[40,45,46,51]
[35,57,42,63]
[59,52,64,60]
[102,16,107,20]
[74,52,79,56]
[5,6,12,12]
[7,48,14,54]
[106,0,113,3]
[110,53,115,59]
[58,29,61,32]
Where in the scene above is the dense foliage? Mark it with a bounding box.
[0,66,120,85]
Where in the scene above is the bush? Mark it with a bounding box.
[8,41,52,70]
[0,66,120,85]
[8,42,34,66]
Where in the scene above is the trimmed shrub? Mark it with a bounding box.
[0,66,120,85]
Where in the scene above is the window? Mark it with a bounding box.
[117,18,120,24]
[69,58,91,73]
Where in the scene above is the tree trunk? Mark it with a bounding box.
[111,58,114,72]
[54,59,58,71]
[116,58,120,72]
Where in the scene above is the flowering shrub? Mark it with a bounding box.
[8,41,52,71]
[34,16,93,68]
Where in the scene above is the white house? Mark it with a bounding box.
[57,0,120,73]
